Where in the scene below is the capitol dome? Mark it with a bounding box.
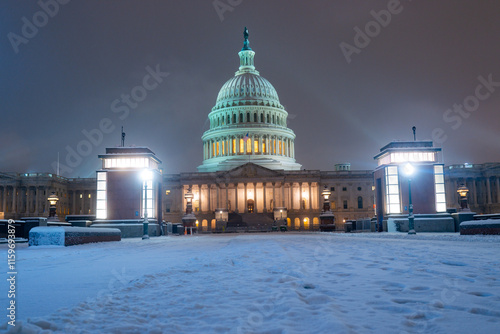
[198,28,302,172]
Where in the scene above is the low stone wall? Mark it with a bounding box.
[460,220,500,235]
[29,226,121,246]
[90,223,160,238]
[388,214,455,232]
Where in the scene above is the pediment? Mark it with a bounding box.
[223,163,284,179]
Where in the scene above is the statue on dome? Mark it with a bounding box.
[243,27,251,50]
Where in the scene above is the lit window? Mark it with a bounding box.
[385,166,401,214]
[434,165,446,212]
[262,141,266,153]
[239,139,244,153]
[165,190,171,195]
[254,140,259,153]
[96,172,107,219]
[232,139,236,154]
[246,138,251,153]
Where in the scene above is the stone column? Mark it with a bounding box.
[272,182,276,210]
[299,182,303,209]
[81,191,85,214]
[281,182,285,207]
[72,191,76,215]
[12,187,17,213]
[208,185,212,212]
[290,183,294,210]
[216,184,220,209]
[26,187,31,213]
[472,179,477,205]
[253,183,257,212]
[198,185,203,213]
[486,177,492,204]
[244,183,248,213]
[35,187,39,214]
[225,183,229,209]
[307,182,312,210]
[263,183,267,212]
[235,183,239,213]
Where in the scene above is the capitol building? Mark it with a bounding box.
[1,29,500,231]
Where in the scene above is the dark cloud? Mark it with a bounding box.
[2,0,500,176]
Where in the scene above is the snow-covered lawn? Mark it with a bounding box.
[1,233,500,333]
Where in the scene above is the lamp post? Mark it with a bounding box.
[319,185,335,232]
[182,187,196,234]
[280,209,283,220]
[321,186,331,212]
[47,192,59,221]
[457,184,470,211]
[141,170,152,240]
[403,163,416,235]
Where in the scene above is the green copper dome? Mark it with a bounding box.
[214,73,282,109]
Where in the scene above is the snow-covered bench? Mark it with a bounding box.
[460,220,500,235]
[29,226,121,246]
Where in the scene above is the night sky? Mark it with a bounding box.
[2,0,500,177]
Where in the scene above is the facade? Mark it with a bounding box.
[445,163,500,214]
[2,29,500,229]
[0,172,95,220]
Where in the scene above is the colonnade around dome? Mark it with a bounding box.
[203,135,295,160]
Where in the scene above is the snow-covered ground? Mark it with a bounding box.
[1,233,500,333]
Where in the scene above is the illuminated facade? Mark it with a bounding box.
[374,141,446,221]
[96,147,162,221]
[2,30,500,232]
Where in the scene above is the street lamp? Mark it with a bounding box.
[319,185,335,232]
[182,186,196,235]
[141,170,152,240]
[280,209,283,220]
[321,186,331,212]
[403,163,416,235]
[457,184,470,211]
[47,192,59,220]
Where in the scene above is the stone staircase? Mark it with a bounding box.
[226,212,275,232]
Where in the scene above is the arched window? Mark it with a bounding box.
[233,114,236,124]
[222,116,225,125]
[260,114,263,122]
[240,113,243,122]
[267,114,270,123]
[294,218,300,230]
[246,112,250,122]
[358,196,363,209]
[254,113,257,122]
[272,115,275,124]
